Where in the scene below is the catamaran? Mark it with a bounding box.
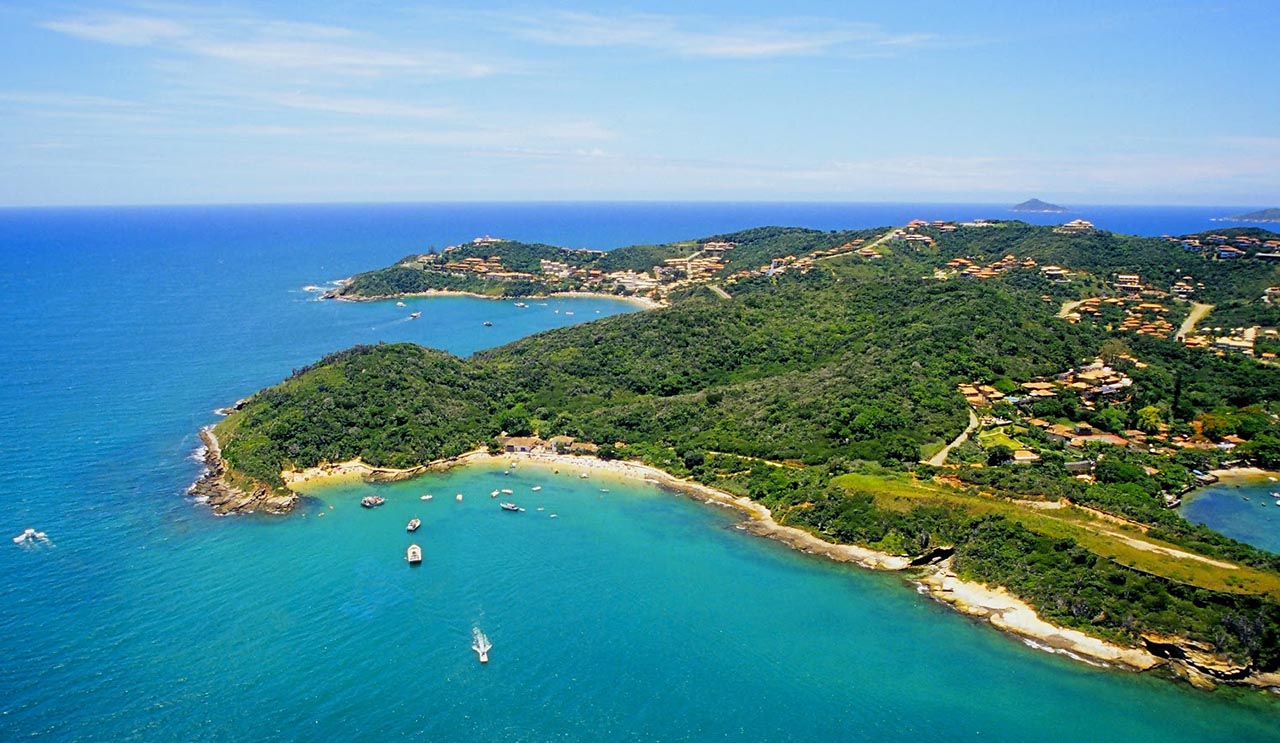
[472,628,491,663]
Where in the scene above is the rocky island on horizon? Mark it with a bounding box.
[1010,198,1068,213]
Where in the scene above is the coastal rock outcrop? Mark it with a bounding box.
[188,428,299,516]
[1139,632,1280,690]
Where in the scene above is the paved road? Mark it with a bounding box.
[926,408,980,466]
[708,285,732,300]
[1176,302,1213,340]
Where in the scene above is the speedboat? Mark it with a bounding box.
[483,321,493,326]
[532,486,542,491]
[406,544,422,565]
[455,493,463,502]
[408,311,421,319]
[501,488,513,495]
[361,495,385,508]
[472,628,491,663]
[490,490,500,497]
[421,494,433,501]
[406,518,421,532]
[514,302,527,308]
[500,502,521,511]
[396,301,406,307]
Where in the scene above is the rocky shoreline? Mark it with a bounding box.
[188,442,1280,691]
[187,428,297,515]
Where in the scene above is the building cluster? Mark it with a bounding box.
[1184,325,1279,361]
[436,255,536,282]
[499,435,600,454]
[1063,296,1175,337]
[889,219,958,247]
[1165,233,1280,260]
[945,254,1036,280]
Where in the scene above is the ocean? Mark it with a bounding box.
[1,203,1277,741]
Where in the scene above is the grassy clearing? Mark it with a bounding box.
[830,472,1280,600]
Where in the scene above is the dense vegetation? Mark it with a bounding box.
[216,222,1280,675]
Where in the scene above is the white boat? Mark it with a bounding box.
[532,486,542,491]
[455,493,463,502]
[396,301,406,307]
[406,544,422,565]
[500,502,521,511]
[600,488,609,493]
[421,494,433,501]
[579,472,589,479]
[514,302,528,308]
[361,495,385,508]
[564,311,574,316]
[406,518,421,532]
[490,489,500,497]
[12,528,47,545]
[501,488,513,495]
[409,311,421,319]
[472,628,492,663]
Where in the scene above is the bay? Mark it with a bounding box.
[0,203,1277,741]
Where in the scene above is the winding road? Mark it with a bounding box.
[926,408,980,466]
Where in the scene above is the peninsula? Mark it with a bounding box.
[1219,207,1280,223]
[1010,198,1068,213]
[203,220,1280,691]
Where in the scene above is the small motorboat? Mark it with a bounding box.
[501,488,513,495]
[406,544,423,565]
[483,320,493,327]
[421,494,433,501]
[409,311,421,319]
[490,489,500,497]
[396,301,406,307]
[579,472,589,479]
[532,486,542,492]
[361,495,385,508]
[472,628,491,663]
[600,488,610,493]
[455,493,463,502]
[500,502,521,512]
[406,518,421,532]
[514,302,528,308]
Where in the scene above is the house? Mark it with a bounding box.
[502,436,545,453]
[1069,433,1130,448]
[1012,449,1041,464]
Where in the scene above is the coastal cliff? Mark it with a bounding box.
[188,428,297,515]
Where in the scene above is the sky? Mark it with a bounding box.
[0,1,1277,206]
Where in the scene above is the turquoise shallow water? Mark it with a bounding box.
[1,204,1278,741]
[1181,478,1280,555]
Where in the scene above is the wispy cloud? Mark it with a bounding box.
[42,14,187,46]
[498,11,939,58]
[41,10,494,79]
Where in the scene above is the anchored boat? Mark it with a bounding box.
[406,518,421,532]
[500,502,521,512]
[406,543,422,565]
[361,495,385,508]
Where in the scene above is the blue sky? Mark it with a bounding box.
[1,1,1276,206]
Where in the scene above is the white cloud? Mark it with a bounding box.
[41,9,495,79]
[42,14,187,46]
[499,11,938,59]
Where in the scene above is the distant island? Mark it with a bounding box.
[1010,198,1067,213]
[200,220,1280,692]
[1218,208,1280,223]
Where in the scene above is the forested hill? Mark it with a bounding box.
[222,272,1097,487]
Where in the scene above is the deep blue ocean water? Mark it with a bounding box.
[1,203,1277,741]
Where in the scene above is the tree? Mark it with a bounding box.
[987,444,1014,466]
[1136,405,1164,434]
